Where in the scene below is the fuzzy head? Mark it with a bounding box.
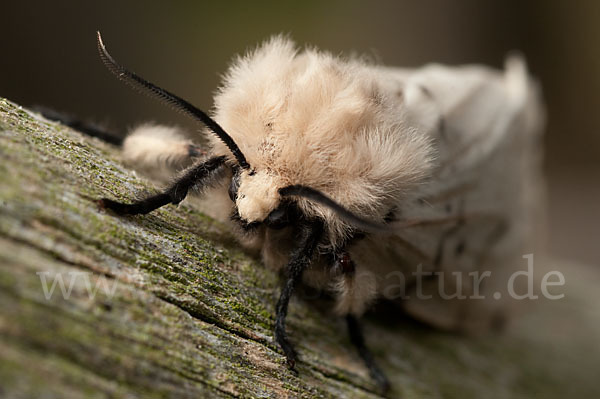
[235,169,282,223]
[210,37,435,242]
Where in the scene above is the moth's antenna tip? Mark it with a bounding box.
[96,31,105,48]
[96,31,113,66]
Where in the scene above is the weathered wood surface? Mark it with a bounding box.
[0,97,598,398]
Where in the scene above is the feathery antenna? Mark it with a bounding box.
[96,31,250,170]
[279,185,394,233]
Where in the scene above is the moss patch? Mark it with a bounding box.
[1,97,599,398]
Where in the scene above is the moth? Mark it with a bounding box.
[94,32,544,391]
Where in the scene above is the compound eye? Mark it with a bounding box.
[228,168,241,202]
[264,204,289,229]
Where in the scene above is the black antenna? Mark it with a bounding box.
[279,185,395,233]
[96,31,251,170]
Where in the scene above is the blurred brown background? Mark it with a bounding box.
[1,0,598,265]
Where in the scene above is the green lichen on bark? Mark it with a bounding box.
[0,97,599,398]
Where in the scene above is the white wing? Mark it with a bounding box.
[355,58,545,331]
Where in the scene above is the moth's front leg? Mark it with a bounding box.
[274,219,324,369]
[99,155,226,215]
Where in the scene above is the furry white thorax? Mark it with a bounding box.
[209,36,434,242]
[120,36,544,326]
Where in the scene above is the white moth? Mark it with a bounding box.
[96,33,544,390]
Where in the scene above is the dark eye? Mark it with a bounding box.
[264,202,299,230]
[228,168,241,202]
[264,205,288,229]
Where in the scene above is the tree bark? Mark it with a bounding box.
[0,97,598,398]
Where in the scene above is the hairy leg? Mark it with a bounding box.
[34,106,124,145]
[36,108,204,181]
[122,124,204,182]
[99,155,226,215]
[346,314,390,393]
[274,219,324,369]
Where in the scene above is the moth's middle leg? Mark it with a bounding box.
[274,219,323,369]
[346,314,390,393]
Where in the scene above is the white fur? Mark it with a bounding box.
[211,37,435,243]
[122,37,544,329]
[122,124,198,181]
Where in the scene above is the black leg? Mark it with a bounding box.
[346,314,391,393]
[33,106,124,145]
[275,219,324,369]
[99,155,226,215]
